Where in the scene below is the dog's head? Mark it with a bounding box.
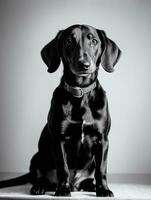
[41,24,121,76]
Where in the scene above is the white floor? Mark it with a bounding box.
[0,183,151,199]
[0,173,151,199]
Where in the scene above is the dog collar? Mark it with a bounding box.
[64,81,96,98]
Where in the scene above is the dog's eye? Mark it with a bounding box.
[65,37,73,47]
[87,33,98,46]
[91,38,98,46]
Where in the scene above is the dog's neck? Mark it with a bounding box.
[62,69,98,87]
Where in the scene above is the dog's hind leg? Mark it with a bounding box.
[29,124,57,195]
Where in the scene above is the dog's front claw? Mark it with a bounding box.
[30,185,46,195]
[96,186,114,197]
[30,177,51,195]
[55,183,71,196]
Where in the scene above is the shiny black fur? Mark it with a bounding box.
[0,25,121,197]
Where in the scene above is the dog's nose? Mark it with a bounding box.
[78,51,90,70]
[78,61,90,70]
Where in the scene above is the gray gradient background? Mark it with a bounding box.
[0,0,151,174]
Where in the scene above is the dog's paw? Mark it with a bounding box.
[30,177,51,195]
[96,186,114,197]
[55,183,71,196]
[30,185,46,195]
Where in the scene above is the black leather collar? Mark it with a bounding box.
[63,81,96,98]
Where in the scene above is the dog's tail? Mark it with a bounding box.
[0,173,31,188]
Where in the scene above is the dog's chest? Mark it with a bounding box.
[62,96,94,122]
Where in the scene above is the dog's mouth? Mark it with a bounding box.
[71,69,94,77]
[69,61,96,77]
[77,71,91,77]
[75,66,96,77]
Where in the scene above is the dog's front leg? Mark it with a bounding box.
[94,136,114,197]
[54,139,71,196]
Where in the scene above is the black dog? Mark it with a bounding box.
[0,24,121,197]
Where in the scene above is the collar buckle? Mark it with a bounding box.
[71,86,84,98]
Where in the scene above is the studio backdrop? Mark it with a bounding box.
[0,0,151,177]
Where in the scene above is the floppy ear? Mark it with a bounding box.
[41,31,63,73]
[97,30,121,73]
